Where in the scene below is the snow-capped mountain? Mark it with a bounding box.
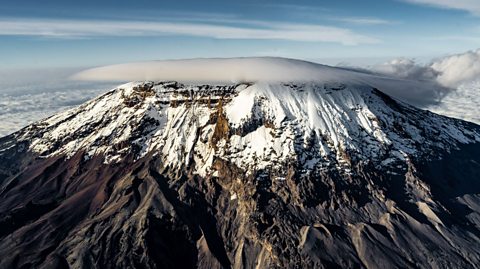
[1,75,480,267]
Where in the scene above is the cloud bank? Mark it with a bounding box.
[0,68,116,136]
[0,89,106,137]
[73,57,451,107]
[428,81,480,124]
[370,49,480,88]
[367,49,480,124]
[0,18,378,45]
[371,58,439,82]
[430,49,480,87]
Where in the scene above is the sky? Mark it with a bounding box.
[1,0,480,69]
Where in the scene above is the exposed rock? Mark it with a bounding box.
[0,81,479,268]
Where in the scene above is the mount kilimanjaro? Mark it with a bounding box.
[0,59,480,269]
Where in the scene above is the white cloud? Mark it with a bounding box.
[0,88,110,137]
[73,57,452,107]
[370,49,480,88]
[371,58,439,81]
[428,81,480,124]
[256,4,394,26]
[73,57,361,83]
[253,3,330,13]
[0,68,116,136]
[0,18,379,45]
[401,0,480,15]
[367,49,480,124]
[333,17,394,25]
[430,49,480,87]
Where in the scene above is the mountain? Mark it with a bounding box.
[1,76,480,268]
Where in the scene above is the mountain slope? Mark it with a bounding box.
[0,81,480,269]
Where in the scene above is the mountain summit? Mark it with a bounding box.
[1,62,480,268]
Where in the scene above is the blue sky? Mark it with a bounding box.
[1,0,480,68]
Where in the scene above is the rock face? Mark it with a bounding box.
[0,81,480,269]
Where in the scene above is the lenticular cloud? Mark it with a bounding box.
[73,57,363,84]
[73,57,451,107]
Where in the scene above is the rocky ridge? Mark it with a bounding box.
[0,81,479,268]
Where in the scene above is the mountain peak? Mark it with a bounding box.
[13,81,479,174]
[1,81,480,268]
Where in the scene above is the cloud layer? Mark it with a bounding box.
[0,18,378,45]
[428,81,480,124]
[0,89,106,137]
[0,68,116,136]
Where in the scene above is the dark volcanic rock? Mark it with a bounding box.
[0,81,480,269]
